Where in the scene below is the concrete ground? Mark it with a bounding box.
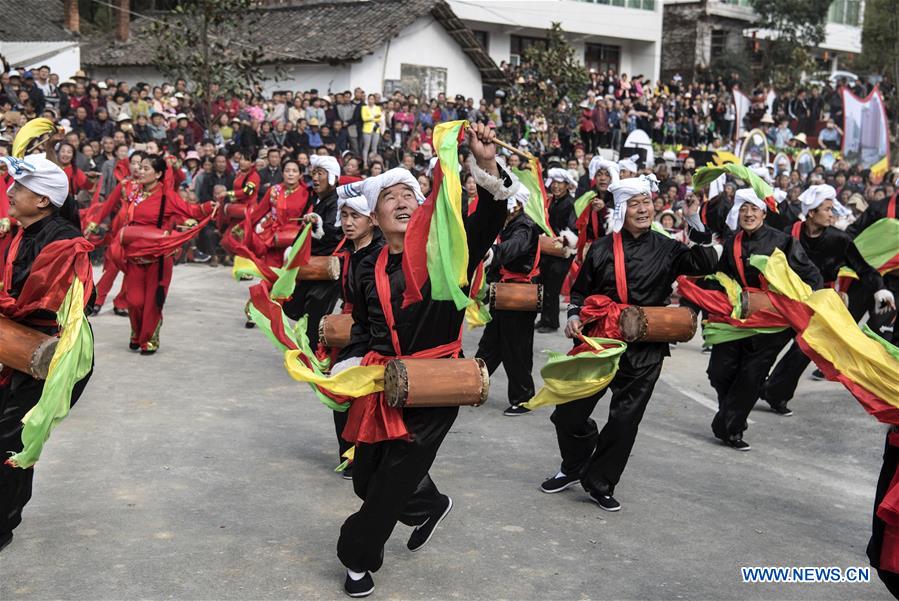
[1,264,892,600]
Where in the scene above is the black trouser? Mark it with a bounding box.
[337,405,458,573]
[537,256,572,330]
[475,308,536,405]
[709,329,793,440]
[0,368,92,535]
[761,341,810,405]
[549,354,662,496]
[867,429,899,599]
[283,280,341,353]
[333,409,352,463]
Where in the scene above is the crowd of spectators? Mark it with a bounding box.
[0,59,895,263]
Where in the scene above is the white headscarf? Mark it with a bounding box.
[507,181,529,213]
[588,156,619,183]
[798,184,849,218]
[618,154,639,174]
[309,155,340,186]
[1,153,68,207]
[336,167,425,213]
[544,167,577,193]
[726,188,767,231]
[334,195,371,226]
[749,163,774,185]
[607,175,653,233]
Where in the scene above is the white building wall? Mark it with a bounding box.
[448,0,663,80]
[262,64,353,96]
[350,16,485,100]
[821,22,862,54]
[0,42,81,79]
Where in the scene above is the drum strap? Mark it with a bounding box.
[375,245,463,358]
[499,231,541,283]
[733,230,748,288]
[790,221,802,241]
[2,228,23,293]
[611,232,628,304]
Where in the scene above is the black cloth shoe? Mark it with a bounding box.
[540,471,580,494]
[537,325,557,334]
[534,320,546,330]
[140,349,157,356]
[0,531,12,553]
[724,437,751,451]
[407,495,453,552]
[89,304,101,315]
[113,308,128,317]
[503,404,531,416]
[129,342,140,351]
[588,490,621,512]
[341,466,353,480]
[244,320,256,329]
[768,401,793,416]
[811,369,825,381]
[192,250,211,263]
[344,571,374,598]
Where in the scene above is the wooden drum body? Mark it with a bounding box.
[489,282,543,312]
[618,306,697,343]
[318,313,354,348]
[225,202,247,220]
[0,315,58,379]
[297,256,341,281]
[538,235,567,258]
[739,290,777,318]
[273,225,302,249]
[384,358,490,409]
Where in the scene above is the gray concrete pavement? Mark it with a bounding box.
[1,264,891,600]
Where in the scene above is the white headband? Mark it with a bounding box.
[798,184,849,219]
[545,167,577,193]
[337,167,425,212]
[726,188,767,231]
[588,157,619,183]
[1,153,68,207]
[335,194,371,226]
[618,154,639,174]
[608,175,653,233]
[309,155,340,186]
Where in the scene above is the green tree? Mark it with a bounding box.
[749,0,832,86]
[857,0,899,157]
[505,23,588,135]
[147,0,280,128]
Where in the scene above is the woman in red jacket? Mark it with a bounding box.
[122,154,214,354]
[244,159,310,268]
[86,151,146,315]
[57,142,96,197]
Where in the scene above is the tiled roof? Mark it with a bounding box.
[0,0,75,42]
[82,0,505,84]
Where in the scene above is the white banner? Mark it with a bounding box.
[842,87,890,175]
[733,87,752,143]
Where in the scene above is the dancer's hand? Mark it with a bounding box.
[468,122,498,176]
[564,316,582,339]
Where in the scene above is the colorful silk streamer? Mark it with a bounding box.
[402,120,471,310]
[7,277,94,468]
[751,250,899,422]
[523,336,627,409]
[511,161,554,237]
[693,163,778,213]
